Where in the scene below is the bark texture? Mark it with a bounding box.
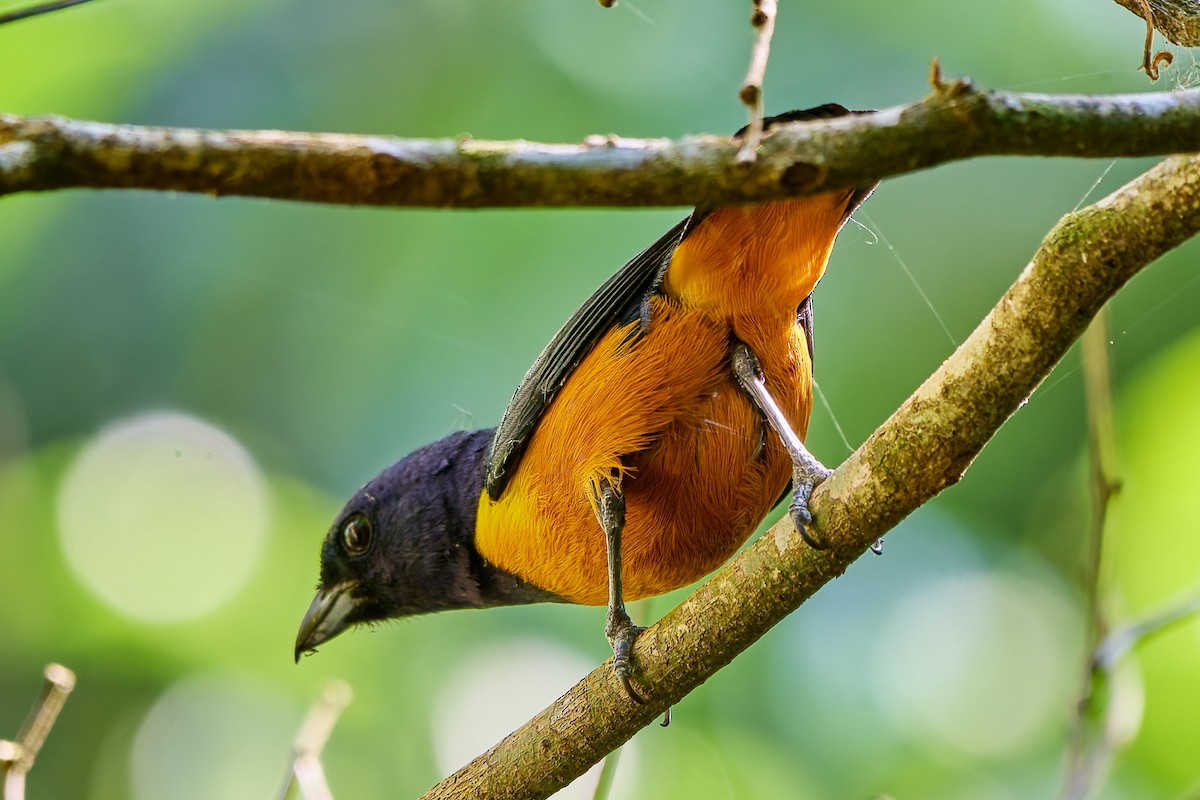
[418,153,1200,800]
[1,84,1198,208]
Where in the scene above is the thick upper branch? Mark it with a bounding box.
[419,154,1200,799]
[1,83,1198,208]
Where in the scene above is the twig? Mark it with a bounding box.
[417,153,1200,800]
[737,0,778,161]
[1062,307,1122,800]
[1135,0,1174,80]
[0,664,77,800]
[2,85,1199,208]
[590,748,622,800]
[1063,591,1200,800]
[1094,594,1200,673]
[278,680,353,800]
[0,0,99,26]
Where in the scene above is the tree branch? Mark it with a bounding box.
[419,154,1200,799]
[1111,0,1200,47]
[2,83,1199,208]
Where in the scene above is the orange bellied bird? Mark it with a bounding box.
[295,105,876,702]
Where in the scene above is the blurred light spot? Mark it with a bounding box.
[131,672,298,800]
[431,638,638,799]
[1106,658,1145,747]
[765,512,988,781]
[57,411,268,621]
[873,570,1076,758]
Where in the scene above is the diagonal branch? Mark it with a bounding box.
[419,153,1200,799]
[1,83,1199,209]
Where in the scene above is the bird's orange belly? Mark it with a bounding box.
[613,383,794,601]
[474,300,808,605]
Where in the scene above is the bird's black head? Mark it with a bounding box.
[294,430,495,661]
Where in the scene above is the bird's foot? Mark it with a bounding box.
[605,608,646,704]
[790,462,833,549]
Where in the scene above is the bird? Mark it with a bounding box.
[295,105,876,703]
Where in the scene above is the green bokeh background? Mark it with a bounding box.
[2,0,1200,797]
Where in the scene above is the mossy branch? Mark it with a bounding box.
[1,81,1198,208]
[418,154,1200,799]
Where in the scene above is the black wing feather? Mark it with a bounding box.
[797,293,815,368]
[484,216,692,499]
[484,103,873,501]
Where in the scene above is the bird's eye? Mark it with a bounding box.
[340,513,373,556]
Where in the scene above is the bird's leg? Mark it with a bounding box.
[591,473,646,704]
[731,341,831,549]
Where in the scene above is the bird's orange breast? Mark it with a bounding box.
[474,195,847,604]
[474,299,810,604]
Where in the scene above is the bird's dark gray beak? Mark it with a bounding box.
[294,582,358,662]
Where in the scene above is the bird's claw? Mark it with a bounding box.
[790,464,832,549]
[607,618,646,704]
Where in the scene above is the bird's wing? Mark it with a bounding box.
[797,292,815,369]
[484,104,876,501]
[484,216,692,500]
